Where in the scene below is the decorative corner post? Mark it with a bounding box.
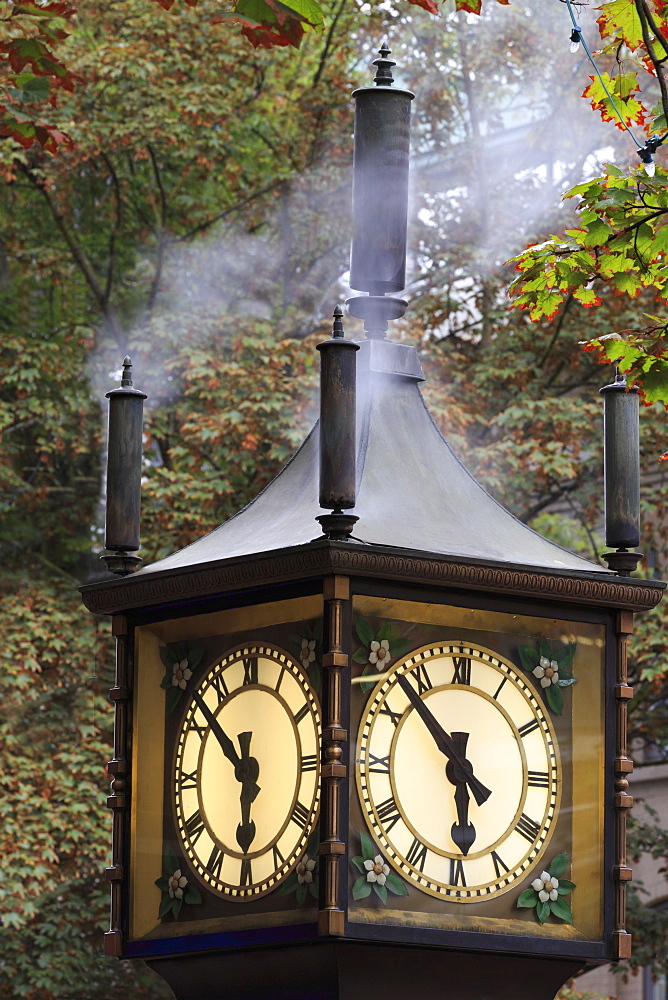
[102,356,147,575]
[600,370,642,575]
[346,42,414,340]
[104,614,131,957]
[318,576,349,937]
[316,306,359,540]
[612,610,634,960]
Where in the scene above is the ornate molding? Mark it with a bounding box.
[612,611,634,961]
[81,542,665,617]
[318,576,349,937]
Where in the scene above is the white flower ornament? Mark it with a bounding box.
[533,656,559,688]
[168,869,188,899]
[172,658,192,690]
[300,639,316,669]
[369,640,390,667]
[532,871,559,902]
[296,855,316,884]
[364,855,389,886]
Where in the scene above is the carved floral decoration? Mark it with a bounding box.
[517,639,577,715]
[351,832,408,905]
[159,642,204,713]
[353,619,413,692]
[278,831,319,906]
[155,846,202,919]
[516,851,575,924]
[290,620,322,692]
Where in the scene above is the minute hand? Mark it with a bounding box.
[191,690,261,801]
[395,674,491,807]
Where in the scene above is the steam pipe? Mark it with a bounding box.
[316,306,359,541]
[600,369,642,575]
[102,356,147,575]
[347,42,414,339]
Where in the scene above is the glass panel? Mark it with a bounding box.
[130,595,323,945]
[349,595,606,943]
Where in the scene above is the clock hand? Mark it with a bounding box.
[235,731,260,853]
[395,674,491,807]
[190,691,261,800]
[446,732,477,856]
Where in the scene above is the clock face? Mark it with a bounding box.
[356,642,560,901]
[173,643,321,900]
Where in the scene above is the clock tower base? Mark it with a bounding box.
[148,941,588,1000]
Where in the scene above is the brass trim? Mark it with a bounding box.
[612,611,634,959]
[318,577,349,935]
[106,614,129,956]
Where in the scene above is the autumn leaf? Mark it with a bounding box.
[596,0,644,50]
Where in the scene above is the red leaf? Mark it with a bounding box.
[455,0,481,11]
[660,451,668,461]
[407,0,440,13]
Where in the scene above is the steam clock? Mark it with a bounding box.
[81,45,664,1000]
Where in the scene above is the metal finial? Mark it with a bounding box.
[332,304,344,339]
[373,41,395,87]
[121,356,133,387]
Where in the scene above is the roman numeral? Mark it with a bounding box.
[240,858,252,886]
[367,752,391,774]
[516,813,541,843]
[185,809,205,844]
[272,843,286,869]
[379,702,402,727]
[190,721,207,740]
[243,656,258,685]
[406,837,428,872]
[301,754,318,772]
[207,845,224,879]
[527,770,550,788]
[290,800,310,827]
[180,768,198,790]
[293,703,309,726]
[491,851,510,878]
[518,719,540,738]
[210,672,229,700]
[452,656,471,685]
[449,858,467,886]
[493,676,507,700]
[376,795,401,833]
[276,665,286,693]
[410,664,433,696]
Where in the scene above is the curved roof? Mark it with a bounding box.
[137,338,605,578]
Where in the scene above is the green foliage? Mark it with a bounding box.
[0,0,667,993]
[0,569,170,998]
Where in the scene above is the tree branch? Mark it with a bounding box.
[636,0,668,121]
[23,166,126,348]
[100,152,122,306]
[174,180,284,242]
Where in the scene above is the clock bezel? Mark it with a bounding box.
[172,641,321,901]
[356,640,562,901]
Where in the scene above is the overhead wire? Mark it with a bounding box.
[564,0,666,174]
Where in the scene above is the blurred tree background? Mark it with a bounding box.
[0,0,666,996]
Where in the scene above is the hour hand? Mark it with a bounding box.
[235,731,260,853]
[447,732,477,856]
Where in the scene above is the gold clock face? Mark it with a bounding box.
[173,643,321,900]
[356,642,560,901]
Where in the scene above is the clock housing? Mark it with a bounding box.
[347,588,609,957]
[128,591,324,954]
